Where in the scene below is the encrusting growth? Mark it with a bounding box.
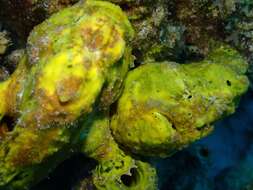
[111,44,249,157]
[0,0,250,189]
[0,1,134,189]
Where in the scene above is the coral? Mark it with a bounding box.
[78,113,157,190]
[104,0,185,63]
[224,1,253,87]
[0,0,184,63]
[0,1,133,189]
[0,0,250,189]
[2,49,25,74]
[0,31,10,55]
[111,44,249,157]
[0,0,78,44]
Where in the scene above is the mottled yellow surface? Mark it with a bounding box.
[111,44,249,157]
[0,1,134,189]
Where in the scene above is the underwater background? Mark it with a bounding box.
[0,1,253,190]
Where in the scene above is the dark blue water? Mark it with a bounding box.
[158,91,253,190]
